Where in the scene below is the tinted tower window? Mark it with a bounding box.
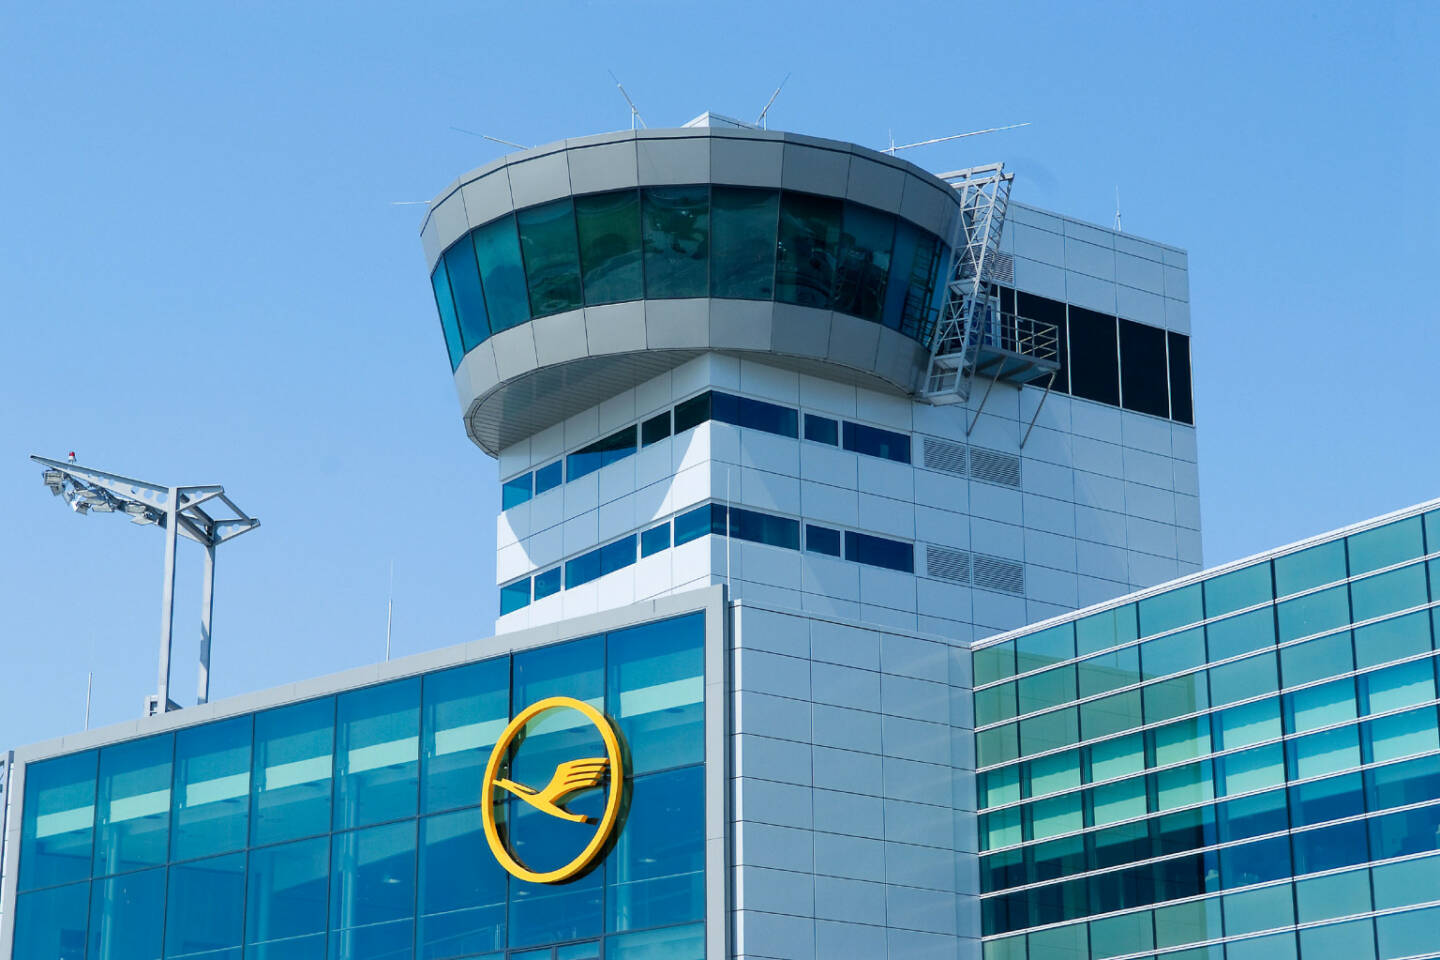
[1067,307,1120,406]
[1119,318,1170,418]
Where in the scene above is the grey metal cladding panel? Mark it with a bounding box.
[899,177,955,236]
[456,341,500,399]
[430,193,470,258]
[768,302,830,360]
[531,309,589,366]
[566,140,640,195]
[489,324,540,381]
[709,299,773,351]
[645,298,710,349]
[564,130,638,151]
[636,136,710,186]
[845,157,905,213]
[826,311,881,370]
[710,136,784,188]
[460,168,515,229]
[506,150,572,208]
[420,215,443,269]
[781,143,850,197]
[584,300,647,354]
[874,326,926,389]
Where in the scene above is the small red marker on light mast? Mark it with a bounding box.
[68,451,76,463]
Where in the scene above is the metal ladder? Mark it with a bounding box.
[918,162,1014,403]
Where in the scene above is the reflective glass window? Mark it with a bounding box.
[607,766,704,932]
[1066,306,1120,406]
[1143,672,1209,725]
[1275,540,1347,596]
[642,186,708,299]
[473,215,530,333]
[443,238,490,351]
[533,460,562,496]
[640,522,671,557]
[900,230,944,340]
[1203,563,1272,618]
[567,426,638,481]
[1220,834,1292,887]
[1278,585,1350,642]
[94,734,172,876]
[842,421,910,463]
[88,867,165,960]
[421,657,508,814]
[673,503,725,546]
[981,807,1022,850]
[1028,749,1080,797]
[1370,802,1440,860]
[512,634,604,782]
[507,778,605,947]
[166,853,245,960]
[1030,833,1085,883]
[1088,732,1145,782]
[19,749,97,891]
[975,642,1017,686]
[430,262,464,371]
[1299,919,1375,960]
[1091,819,1150,871]
[804,523,840,557]
[1018,665,1075,716]
[1141,626,1205,679]
[832,202,894,322]
[1016,623,1075,674]
[1212,697,1281,750]
[775,191,841,308]
[1028,925,1089,960]
[1029,792,1082,840]
[532,566,561,600]
[1371,853,1440,910]
[333,678,420,830]
[1296,866,1371,922]
[1218,744,1284,796]
[575,190,642,305]
[1081,690,1142,740]
[1362,658,1436,714]
[1367,753,1440,811]
[1119,317,1170,417]
[728,506,799,550]
[1205,607,1275,662]
[1287,724,1360,779]
[1284,677,1357,734]
[979,765,1020,808]
[1075,604,1139,656]
[502,473,532,510]
[1224,882,1294,936]
[13,881,89,960]
[252,697,334,845]
[1155,760,1213,811]
[1376,904,1440,959]
[1354,610,1432,668]
[1349,517,1424,576]
[1153,897,1223,949]
[641,410,671,446]
[172,715,251,862]
[566,548,602,589]
[711,390,798,437]
[1077,645,1140,697]
[1292,818,1369,875]
[1019,707,1078,756]
[245,835,329,958]
[607,924,704,960]
[600,535,637,577]
[881,220,922,331]
[1153,716,1210,766]
[1290,771,1364,826]
[417,807,506,959]
[608,614,703,774]
[329,820,416,960]
[1217,787,1288,843]
[1366,706,1440,763]
[1280,630,1353,687]
[1167,330,1194,424]
[844,530,913,573]
[803,413,838,445]
[517,198,583,316]
[500,579,530,615]
[709,186,777,299]
[1208,651,1277,707]
[1139,584,1202,637]
[1352,564,1428,622]
[977,724,1019,767]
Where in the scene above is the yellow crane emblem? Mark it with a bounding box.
[493,757,610,823]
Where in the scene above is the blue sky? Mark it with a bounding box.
[1,1,1436,747]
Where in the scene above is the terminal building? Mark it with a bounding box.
[1,115,1431,960]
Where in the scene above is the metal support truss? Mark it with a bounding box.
[918,162,1014,404]
[31,455,259,715]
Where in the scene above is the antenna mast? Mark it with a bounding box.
[883,121,1031,154]
[756,73,791,129]
[609,72,647,129]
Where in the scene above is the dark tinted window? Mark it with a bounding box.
[710,187,777,299]
[673,392,711,434]
[575,190,642,305]
[643,186,709,299]
[1067,307,1120,406]
[501,473,532,509]
[832,202,894,322]
[776,191,841,308]
[430,262,464,371]
[516,198,582,316]
[532,566,561,600]
[806,524,841,556]
[1017,293,1069,394]
[565,548,601,588]
[1119,319,1169,417]
[1168,331,1194,424]
[804,414,838,445]
[443,239,489,351]
[472,214,530,334]
[500,580,530,615]
[641,523,671,557]
[600,535,637,576]
[728,507,800,550]
[845,531,914,572]
[842,421,910,463]
[533,461,562,495]
[567,426,637,480]
[712,391,798,438]
[641,411,671,446]
[674,503,726,546]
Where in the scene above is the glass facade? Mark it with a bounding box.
[430,185,950,370]
[974,508,1440,959]
[11,613,707,960]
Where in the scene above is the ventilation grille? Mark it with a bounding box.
[973,554,1026,595]
[922,437,967,476]
[926,544,971,583]
[991,252,1015,284]
[969,446,1022,489]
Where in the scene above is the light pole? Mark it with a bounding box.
[32,454,260,716]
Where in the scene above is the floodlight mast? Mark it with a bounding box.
[30,455,260,717]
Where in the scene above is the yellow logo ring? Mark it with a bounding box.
[480,696,625,884]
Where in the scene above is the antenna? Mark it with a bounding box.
[389,201,431,206]
[1114,186,1123,233]
[608,72,647,129]
[882,121,1031,154]
[385,560,394,662]
[756,73,791,129]
[84,671,93,731]
[449,126,531,150]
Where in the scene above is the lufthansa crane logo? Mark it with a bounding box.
[480,696,625,884]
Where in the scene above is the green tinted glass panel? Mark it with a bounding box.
[94,734,172,876]
[431,262,464,370]
[1371,853,1440,910]
[1076,604,1139,655]
[252,697,333,846]
[1351,564,1428,621]
[1139,583,1202,636]
[19,750,97,891]
[473,214,530,333]
[443,238,490,350]
[1212,697,1282,750]
[172,715,251,861]
[1367,706,1440,763]
[1019,708,1078,756]
[642,186,708,299]
[1016,623,1075,673]
[1077,645,1140,697]
[1028,749,1081,796]
[1143,673,1209,724]
[1090,774,1147,826]
[1349,517,1424,576]
[1280,630,1354,686]
[1363,659,1436,714]
[1089,732,1145,781]
[1355,611,1432,668]
[974,642,1016,686]
[981,807,1022,849]
[1285,677,1357,733]
[1081,690,1143,740]
[1275,539,1348,596]
[1018,665,1075,716]
[1278,585,1351,642]
[1155,760,1213,810]
[1225,883,1295,936]
[1296,866,1371,921]
[1203,562,1272,617]
[1030,791,1083,839]
[832,202,894,322]
[1206,608,1276,661]
[333,678,420,831]
[1141,627,1206,679]
[421,658,509,815]
[575,190,642,304]
[1153,716,1211,765]
[1090,910,1154,959]
[977,725,1019,767]
[1218,743,1284,795]
[709,186,777,299]
[1210,651,1278,706]
[517,198,583,316]
[976,683,1017,727]
[775,191,841,308]
[1288,725,1360,778]
[1376,904,1440,959]
[980,765,1020,807]
[1154,896,1223,948]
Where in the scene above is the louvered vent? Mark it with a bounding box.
[969,447,1022,489]
[973,554,1026,596]
[923,437,967,476]
[991,252,1015,284]
[926,544,972,583]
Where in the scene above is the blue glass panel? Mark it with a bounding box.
[975,642,1017,687]
[1075,604,1139,656]
[1348,517,1424,575]
[1202,562,1272,618]
[1366,753,1440,811]
[1376,904,1440,958]
[775,191,841,308]
[443,238,490,351]
[832,201,895,322]
[1298,918,1375,960]
[1209,651,1278,707]
[166,853,245,960]
[1371,853,1440,910]
[600,535,637,575]
[1352,564,1428,622]
[1284,676,1357,734]
[172,715,251,861]
[803,414,838,445]
[19,750,97,891]
[673,391,711,434]
[1354,610,1432,668]
[841,420,911,463]
[1292,818,1369,875]
[1286,724,1360,779]
[1090,820,1151,872]
[473,215,530,333]
[1219,834,1291,887]
[607,614,704,775]
[500,579,531,615]
[1280,630,1353,686]
[565,547,602,589]
[711,391,799,437]
[806,523,841,557]
[246,836,329,959]
[502,473,532,509]
[13,880,89,960]
[607,924,704,960]
[94,734,172,876]
[1216,744,1283,797]
[1277,585,1350,642]
[1223,882,1294,936]
[1140,626,1205,679]
[252,698,333,846]
[532,566,561,600]
[1204,607,1275,661]
[1365,705,1440,763]
[328,820,416,960]
[567,426,638,481]
[709,186,777,299]
[430,262,464,371]
[641,186,708,299]
[1142,672,1209,725]
[1217,788,1288,843]
[1362,658,1437,714]
[904,232,943,340]
[1015,623,1075,675]
[507,787,605,947]
[844,530,914,573]
[881,219,921,330]
[1211,697,1281,751]
[511,634,604,788]
[1296,867,1371,922]
[575,190,643,305]
[1225,930,1296,960]
[1370,803,1440,860]
[607,766,704,932]
[640,522,671,557]
[89,867,166,960]
[1138,583,1202,637]
[1153,897,1223,949]
[533,461,562,496]
[421,657,509,815]
[334,678,420,830]
[673,503,725,546]
[641,411,671,446]
[728,507,799,550]
[1290,771,1364,826]
[517,198,583,317]
[1275,540,1347,596]
[417,807,507,959]
[1018,708,1079,756]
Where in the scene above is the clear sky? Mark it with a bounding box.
[1,1,1436,748]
